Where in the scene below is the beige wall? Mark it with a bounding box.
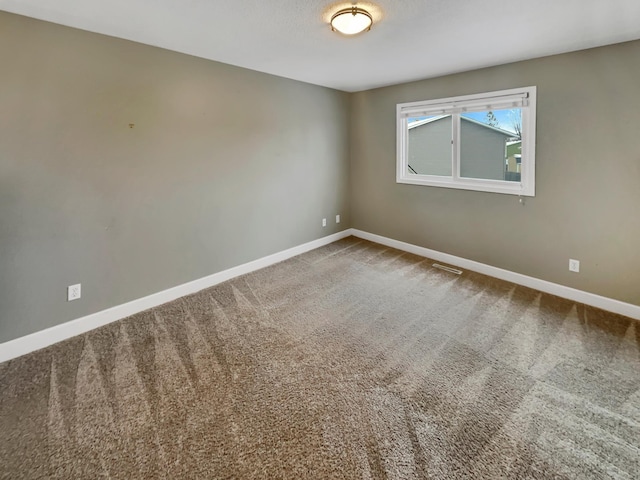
[351,39,640,307]
[0,12,350,342]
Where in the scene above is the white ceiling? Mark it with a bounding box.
[2,0,640,92]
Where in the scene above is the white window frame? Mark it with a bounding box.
[396,86,537,196]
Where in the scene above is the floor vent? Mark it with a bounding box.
[432,263,463,275]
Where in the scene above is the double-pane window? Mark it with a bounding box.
[397,87,537,196]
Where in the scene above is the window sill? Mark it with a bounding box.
[396,174,534,197]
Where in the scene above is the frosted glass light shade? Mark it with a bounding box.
[331,7,372,35]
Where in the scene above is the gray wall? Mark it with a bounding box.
[2,12,639,345]
[351,40,640,306]
[0,12,350,343]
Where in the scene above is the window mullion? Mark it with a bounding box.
[452,113,460,181]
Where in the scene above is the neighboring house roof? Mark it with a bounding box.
[408,115,516,137]
[408,115,449,129]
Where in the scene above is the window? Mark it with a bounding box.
[397,86,536,196]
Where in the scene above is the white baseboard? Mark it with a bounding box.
[3,227,638,364]
[351,229,640,321]
[0,230,352,363]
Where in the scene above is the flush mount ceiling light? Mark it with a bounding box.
[330,6,373,35]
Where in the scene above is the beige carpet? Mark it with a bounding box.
[1,237,639,479]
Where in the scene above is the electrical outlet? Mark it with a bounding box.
[336,214,341,224]
[68,284,81,301]
[569,259,580,273]
[322,218,327,227]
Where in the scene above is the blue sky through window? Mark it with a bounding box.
[461,110,519,135]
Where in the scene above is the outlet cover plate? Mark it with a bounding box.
[569,259,580,273]
[68,284,81,301]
